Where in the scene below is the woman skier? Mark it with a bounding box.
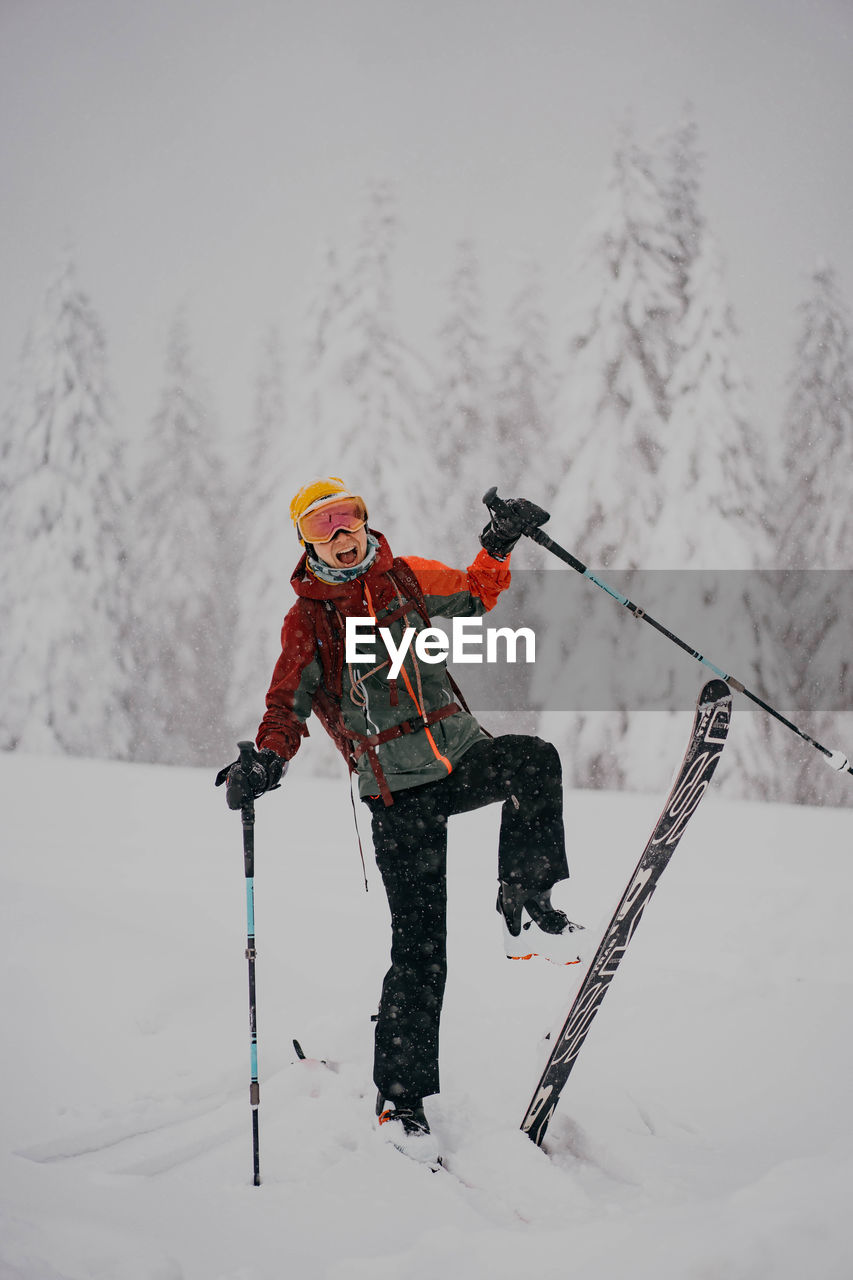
[217,477,579,1160]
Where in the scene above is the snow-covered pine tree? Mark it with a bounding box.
[430,239,491,560]
[493,258,558,511]
[227,324,296,741]
[619,112,776,798]
[0,255,133,757]
[129,313,232,766]
[780,265,853,567]
[653,111,771,569]
[549,123,682,569]
[489,260,559,731]
[767,263,853,804]
[540,124,683,789]
[302,240,349,442]
[298,182,432,549]
[664,108,702,300]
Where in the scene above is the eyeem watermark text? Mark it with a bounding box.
[346,616,536,679]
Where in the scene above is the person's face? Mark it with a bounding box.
[312,523,368,569]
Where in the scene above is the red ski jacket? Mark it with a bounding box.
[257,531,512,799]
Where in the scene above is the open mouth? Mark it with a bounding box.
[335,545,360,567]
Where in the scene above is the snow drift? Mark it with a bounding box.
[1,746,852,1279]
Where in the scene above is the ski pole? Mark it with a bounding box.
[237,739,261,1186]
[483,487,853,778]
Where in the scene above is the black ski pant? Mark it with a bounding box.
[366,734,569,1105]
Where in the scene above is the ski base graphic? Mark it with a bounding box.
[521,678,732,1147]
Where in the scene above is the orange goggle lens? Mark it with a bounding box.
[298,497,367,544]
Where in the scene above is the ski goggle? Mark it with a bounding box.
[297,496,368,544]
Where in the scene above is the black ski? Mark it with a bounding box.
[521,678,732,1147]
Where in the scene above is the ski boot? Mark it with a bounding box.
[497,880,586,966]
[376,1093,441,1167]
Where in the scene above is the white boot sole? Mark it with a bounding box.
[501,912,588,966]
[378,1118,442,1166]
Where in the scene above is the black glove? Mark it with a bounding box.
[480,496,550,560]
[215,747,286,810]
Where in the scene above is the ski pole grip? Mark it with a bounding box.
[482,486,551,539]
[237,740,256,811]
[483,486,513,522]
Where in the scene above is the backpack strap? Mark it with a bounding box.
[345,703,461,806]
[302,559,490,805]
[386,560,432,628]
[387,560,490,734]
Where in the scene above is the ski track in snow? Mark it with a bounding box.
[2,750,853,1279]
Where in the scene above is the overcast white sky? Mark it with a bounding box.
[2,0,852,445]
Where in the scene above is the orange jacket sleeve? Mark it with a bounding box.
[403,547,512,617]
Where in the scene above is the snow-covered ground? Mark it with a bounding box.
[2,742,852,1279]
